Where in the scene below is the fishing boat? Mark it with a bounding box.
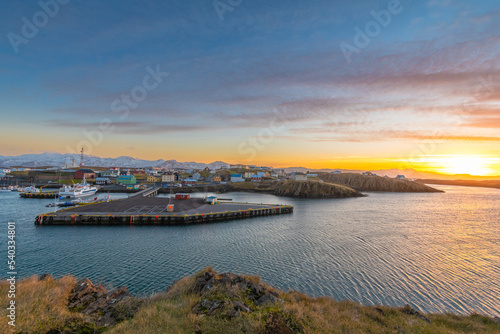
[58,176,98,198]
[23,185,41,193]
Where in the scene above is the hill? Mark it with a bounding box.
[318,173,443,192]
[228,180,364,198]
[2,269,499,333]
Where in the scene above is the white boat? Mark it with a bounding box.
[58,177,98,198]
[23,186,40,193]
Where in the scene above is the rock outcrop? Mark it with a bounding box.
[318,173,443,192]
[228,180,364,198]
[67,277,141,327]
[270,180,364,198]
[191,270,282,319]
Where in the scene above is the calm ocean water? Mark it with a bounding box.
[0,185,499,316]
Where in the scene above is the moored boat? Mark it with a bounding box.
[58,177,98,198]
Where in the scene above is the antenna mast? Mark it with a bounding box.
[80,148,84,167]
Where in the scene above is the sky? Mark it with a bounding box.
[1,0,499,175]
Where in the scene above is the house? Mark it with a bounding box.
[230,174,244,182]
[162,173,176,183]
[212,176,222,183]
[74,168,95,180]
[206,196,218,204]
[133,170,146,176]
[192,172,201,180]
[183,179,197,184]
[175,193,190,200]
[274,169,286,177]
[102,169,119,177]
[232,164,249,169]
[147,175,162,182]
[362,171,374,176]
[95,177,111,185]
[251,175,262,182]
[292,172,307,181]
[116,175,137,185]
[2,168,11,174]
[396,175,406,180]
[244,172,253,178]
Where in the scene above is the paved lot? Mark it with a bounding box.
[56,197,284,216]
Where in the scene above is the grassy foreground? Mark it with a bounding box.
[1,268,499,334]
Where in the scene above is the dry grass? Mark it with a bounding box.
[2,270,499,334]
[0,275,86,333]
[280,290,500,334]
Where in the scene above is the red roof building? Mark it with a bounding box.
[175,193,190,200]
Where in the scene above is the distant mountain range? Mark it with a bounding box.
[0,153,228,170]
[1,153,498,180]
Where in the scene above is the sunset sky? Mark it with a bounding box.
[1,0,499,175]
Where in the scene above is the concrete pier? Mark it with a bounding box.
[35,195,293,226]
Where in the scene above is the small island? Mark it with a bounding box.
[2,269,498,333]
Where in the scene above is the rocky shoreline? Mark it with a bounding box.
[5,269,499,333]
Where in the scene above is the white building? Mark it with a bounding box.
[230,174,244,182]
[292,172,307,181]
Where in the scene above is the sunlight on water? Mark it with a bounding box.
[0,185,498,316]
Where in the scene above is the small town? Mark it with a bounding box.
[0,151,410,192]
[0,163,409,190]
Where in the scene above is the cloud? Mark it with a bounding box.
[462,116,500,128]
[45,120,212,134]
[304,130,500,143]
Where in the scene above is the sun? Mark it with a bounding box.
[441,156,494,176]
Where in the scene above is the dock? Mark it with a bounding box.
[20,191,59,198]
[35,192,293,225]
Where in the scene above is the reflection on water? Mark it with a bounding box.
[0,185,498,316]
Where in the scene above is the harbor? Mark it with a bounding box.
[35,188,293,225]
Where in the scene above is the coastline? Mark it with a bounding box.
[2,269,499,333]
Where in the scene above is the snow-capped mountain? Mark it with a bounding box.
[0,153,229,170]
